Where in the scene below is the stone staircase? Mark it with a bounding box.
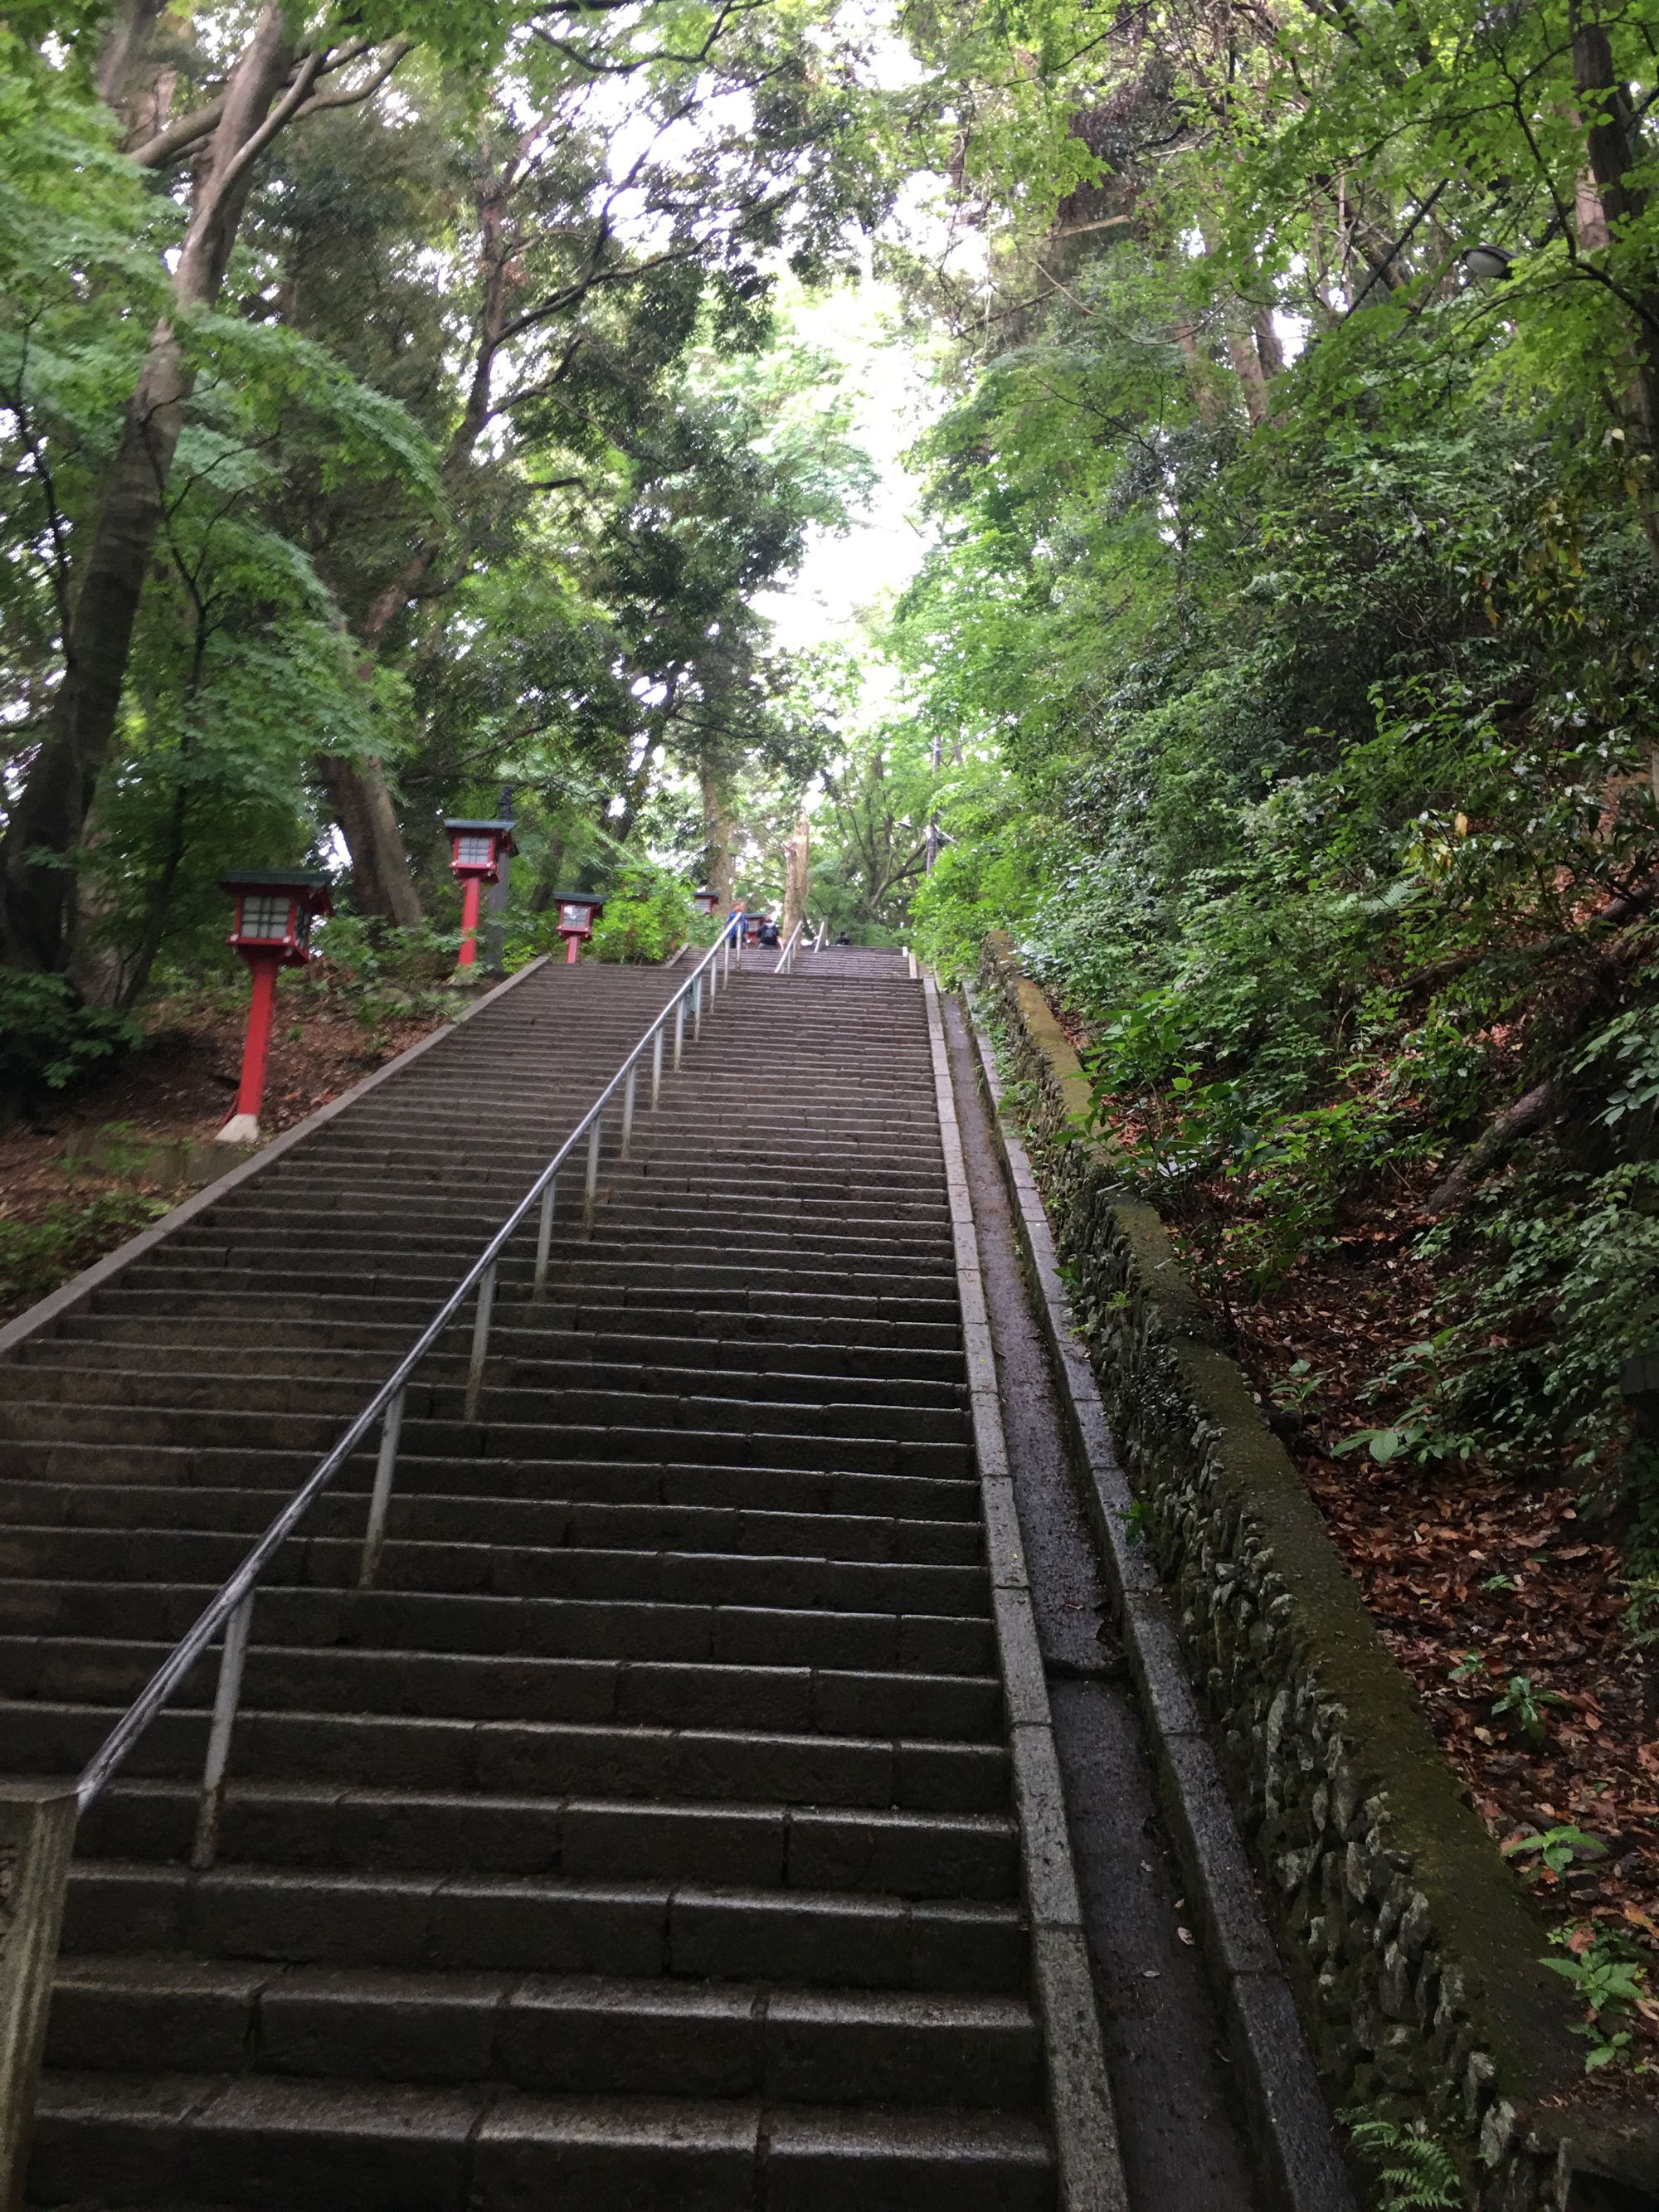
[0,950,1078,2210]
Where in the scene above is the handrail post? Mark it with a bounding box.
[464,1260,496,1421]
[583,1114,602,1230]
[0,1780,80,2208]
[620,1060,638,1159]
[692,977,703,1042]
[532,1174,557,1301]
[358,1385,406,1588]
[674,996,686,1070]
[191,1592,255,1871]
[651,1025,664,1107]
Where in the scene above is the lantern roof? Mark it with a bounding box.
[445,817,517,837]
[221,868,333,911]
[552,889,605,907]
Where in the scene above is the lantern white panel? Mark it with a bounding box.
[240,894,290,941]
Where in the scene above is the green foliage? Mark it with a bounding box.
[0,975,135,1109]
[1545,1923,1653,2073]
[588,868,696,965]
[1490,1675,1567,1745]
[0,1191,169,1311]
[1338,2110,1461,2211]
[1501,1826,1605,1884]
[294,918,456,1048]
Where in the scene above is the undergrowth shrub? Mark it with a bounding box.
[588,868,693,965]
[0,1192,169,1310]
[0,973,136,1118]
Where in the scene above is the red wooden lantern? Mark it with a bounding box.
[692,887,719,916]
[217,870,332,1145]
[553,892,605,964]
[444,818,517,973]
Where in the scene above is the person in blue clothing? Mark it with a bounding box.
[725,897,747,948]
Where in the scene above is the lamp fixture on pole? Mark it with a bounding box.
[444,819,517,977]
[216,871,332,1145]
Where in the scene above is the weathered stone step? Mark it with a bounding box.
[0,1705,1011,1813]
[47,1958,1043,2109]
[30,2073,1053,2212]
[0,1582,995,1676]
[25,1325,967,1388]
[60,1864,1029,1993]
[183,1203,955,1259]
[0,1448,980,1523]
[0,1528,989,1614]
[0,1640,1003,1740]
[0,1404,974,1483]
[0,1482,984,1564]
[113,1254,958,1305]
[0,1366,969,1445]
[74,1779,1019,1896]
[81,1282,960,1331]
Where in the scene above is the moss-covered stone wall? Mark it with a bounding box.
[978,932,1659,2212]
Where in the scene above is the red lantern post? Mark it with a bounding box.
[444,819,517,975]
[554,892,605,963]
[217,871,332,1145]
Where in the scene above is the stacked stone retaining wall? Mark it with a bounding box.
[978,931,1659,2212]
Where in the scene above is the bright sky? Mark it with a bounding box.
[753,278,941,684]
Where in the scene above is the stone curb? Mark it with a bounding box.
[920,973,1128,2212]
[962,986,1358,2212]
[0,958,552,1359]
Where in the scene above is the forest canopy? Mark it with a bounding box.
[0,0,890,1014]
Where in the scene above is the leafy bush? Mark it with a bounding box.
[0,1191,169,1310]
[588,868,694,965]
[0,973,136,1116]
[295,916,457,1048]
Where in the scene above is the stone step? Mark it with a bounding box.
[0,1639,1004,1739]
[0,1368,969,1446]
[0,1583,994,1675]
[0,1406,974,1482]
[0,1449,980,1521]
[46,1959,1043,2109]
[30,2074,1053,2212]
[0,1483,984,1563]
[0,1706,1010,1813]
[59,1864,1029,1993]
[22,1328,967,1388]
[73,1779,1019,1896]
[0,1528,990,1613]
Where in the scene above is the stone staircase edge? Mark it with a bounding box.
[960,981,1359,2212]
[921,972,1128,2212]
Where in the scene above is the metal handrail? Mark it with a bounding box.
[773,917,807,973]
[813,918,827,950]
[72,918,743,1858]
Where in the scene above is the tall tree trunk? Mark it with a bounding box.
[315,751,425,926]
[96,0,172,126]
[1573,24,1659,458]
[698,746,737,904]
[312,555,440,924]
[0,3,294,974]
